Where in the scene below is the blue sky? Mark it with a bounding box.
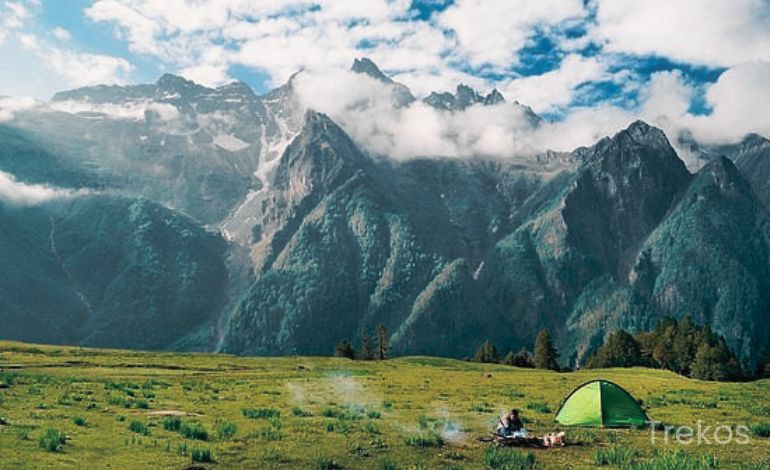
[0,0,769,143]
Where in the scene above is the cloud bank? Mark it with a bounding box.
[292,59,770,162]
[0,171,91,206]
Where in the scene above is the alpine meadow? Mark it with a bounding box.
[1,1,770,468]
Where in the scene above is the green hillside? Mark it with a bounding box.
[1,341,768,469]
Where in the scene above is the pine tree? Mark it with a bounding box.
[473,340,499,363]
[533,329,559,371]
[511,348,534,368]
[376,324,389,361]
[334,340,356,360]
[360,333,374,361]
[586,330,641,369]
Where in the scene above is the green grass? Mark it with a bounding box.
[243,407,281,419]
[38,428,67,452]
[127,420,149,436]
[749,422,770,438]
[594,446,639,466]
[0,340,768,469]
[483,447,536,469]
[190,446,214,463]
[179,422,208,441]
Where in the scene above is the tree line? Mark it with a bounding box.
[585,316,768,381]
[334,317,769,381]
[334,324,389,361]
[469,317,769,382]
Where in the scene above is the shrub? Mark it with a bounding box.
[367,410,382,419]
[217,420,238,440]
[128,420,149,436]
[39,428,67,452]
[749,422,770,438]
[72,416,87,427]
[291,406,312,417]
[243,407,280,419]
[593,446,638,466]
[191,447,214,463]
[180,422,209,441]
[404,432,444,448]
[483,447,536,469]
[316,455,342,470]
[162,416,182,431]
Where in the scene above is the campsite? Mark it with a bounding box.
[1,341,769,469]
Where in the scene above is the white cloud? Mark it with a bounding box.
[682,61,770,143]
[0,170,91,206]
[49,99,179,121]
[44,49,133,87]
[593,0,770,67]
[0,95,39,121]
[52,27,71,41]
[438,0,586,68]
[500,54,605,114]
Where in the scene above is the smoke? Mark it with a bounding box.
[0,171,91,206]
[284,371,379,408]
[434,406,466,443]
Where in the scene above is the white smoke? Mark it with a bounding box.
[0,171,91,206]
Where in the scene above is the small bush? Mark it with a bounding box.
[525,401,551,414]
[404,432,444,448]
[133,399,150,409]
[39,428,67,452]
[315,455,342,470]
[243,407,280,419]
[483,447,536,469]
[72,416,87,427]
[217,420,238,440]
[191,446,214,463]
[128,420,149,436]
[367,410,382,419]
[749,422,770,438]
[180,422,209,441]
[291,406,312,417]
[162,416,182,431]
[365,422,381,435]
[593,446,638,466]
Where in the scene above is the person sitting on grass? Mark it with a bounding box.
[497,408,524,437]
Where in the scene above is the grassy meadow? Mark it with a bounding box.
[0,341,769,469]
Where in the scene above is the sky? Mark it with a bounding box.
[0,0,769,153]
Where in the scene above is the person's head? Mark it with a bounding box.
[511,409,519,417]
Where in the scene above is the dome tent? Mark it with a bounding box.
[555,380,648,427]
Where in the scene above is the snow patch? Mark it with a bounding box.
[213,133,250,152]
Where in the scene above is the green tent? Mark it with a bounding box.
[555,380,648,428]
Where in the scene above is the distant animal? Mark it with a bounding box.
[481,372,493,379]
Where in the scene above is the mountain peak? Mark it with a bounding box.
[156,73,194,88]
[484,89,505,105]
[351,57,392,83]
[217,80,256,97]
